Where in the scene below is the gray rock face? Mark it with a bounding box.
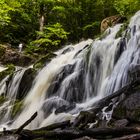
[112,91,140,122]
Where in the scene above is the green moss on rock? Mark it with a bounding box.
[0,64,15,81]
[0,96,6,105]
[33,53,56,70]
[11,100,23,118]
[115,22,129,38]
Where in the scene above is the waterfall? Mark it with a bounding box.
[0,11,140,130]
[0,67,28,130]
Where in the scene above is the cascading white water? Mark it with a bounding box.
[0,67,28,130]
[0,11,140,130]
[11,39,93,129]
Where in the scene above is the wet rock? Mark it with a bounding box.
[0,135,20,140]
[128,64,140,82]
[55,102,76,114]
[113,119,129,127]
[42,97,69,118]
[62,47,74,54]
[16,68,36,100]
[112,91,140,122]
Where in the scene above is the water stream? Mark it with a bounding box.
[0,11,140,130]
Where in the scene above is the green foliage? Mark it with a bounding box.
[114,0,140,16]
[11,100,23,117]
[115,23,128,38]
[31,23,69,52]
[0,0,139,52]
[83,21,100,38]
[0,64,15,81]
[0,0,21,25]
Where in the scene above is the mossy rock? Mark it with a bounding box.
[115,21,129,38]
[115,24,127,38]
[11,100,23,118]
[33,53,57,70]
[0,95,6,105]
[0,64,15,81]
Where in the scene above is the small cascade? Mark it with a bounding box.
[0,67,29,129]
[6,67,26,99]
[0,76,9,96]
[0,11,140,130]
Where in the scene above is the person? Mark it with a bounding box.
[18,43,23,52]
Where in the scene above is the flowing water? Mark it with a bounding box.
[0,11,140,130]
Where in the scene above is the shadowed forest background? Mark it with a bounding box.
[0,0,139,55]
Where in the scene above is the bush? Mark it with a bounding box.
[83,21,100,38]
[114,0,140,16]
[29,23,69,53]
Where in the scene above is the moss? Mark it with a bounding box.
[131,108,140,122]
[0,64,15,81]
[0,96,6,105]
[33,53,56,70]
[11,100,23,118]
[113,106,126,119]
[0,44,6,56]
[115,22,129,38]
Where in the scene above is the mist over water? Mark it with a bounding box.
[0,11,140,130]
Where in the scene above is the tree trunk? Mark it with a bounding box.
[39,3,45,32]
[39,14,45,32]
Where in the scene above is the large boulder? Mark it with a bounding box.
[100,15,126,32]
[16,68,36,100]
[112,91,140,122]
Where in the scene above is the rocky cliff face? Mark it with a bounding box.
[0,44,35,67]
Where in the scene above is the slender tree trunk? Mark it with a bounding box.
[39,14,45,32]
[39,3,45,32]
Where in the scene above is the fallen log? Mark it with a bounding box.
[29,127,140,139]
[14,112,37,134]
[34,120,71,131]
[111,133,140,140]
